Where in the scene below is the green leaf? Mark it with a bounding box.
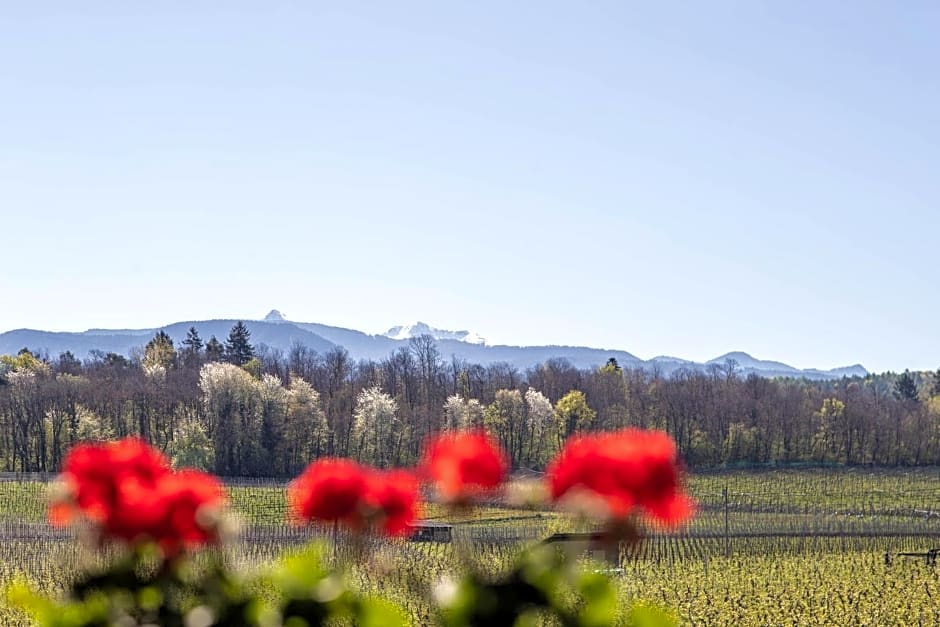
[626,603,676,627]
[357,597,409,627]
[269,543,330,597]
[5,579,112,627]
[577,571,618,627]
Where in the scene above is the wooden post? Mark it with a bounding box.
[723,486,730,557]
[332,519,339,566]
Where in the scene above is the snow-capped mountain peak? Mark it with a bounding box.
[382,322,486,345]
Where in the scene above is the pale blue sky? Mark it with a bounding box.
[2,2,938,373]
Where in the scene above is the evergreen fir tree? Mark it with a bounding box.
[180,327,204,366]
[146,331,174,351]
[893,369,919,403]
[205,336,225,362]
[182,326,204,354]
[224,321,254,366]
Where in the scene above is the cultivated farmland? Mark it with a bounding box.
[2,468,940,626]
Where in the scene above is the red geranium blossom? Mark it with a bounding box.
[51,437,170,529]
[362,470,420,536]
[288,458,370,524]
[420,431,508,502]
[546,428,694,527]
[154,470,225,553]
[51,438,226,552]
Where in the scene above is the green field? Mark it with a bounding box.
[2,468,940,625]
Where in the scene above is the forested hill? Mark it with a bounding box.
[0,334,935,476]
[0,314,866,380]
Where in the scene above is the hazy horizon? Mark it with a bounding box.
[3,2,939,373]
[0,309,873,373]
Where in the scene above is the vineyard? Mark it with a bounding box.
[2,468,940,625]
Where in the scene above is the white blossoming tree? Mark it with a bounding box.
[353,386,405,468]
[524,388,555,467]
[442,394,485,431]
[199,362,265,476]
[282,377,328,475]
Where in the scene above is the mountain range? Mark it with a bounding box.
[0,310,868,380]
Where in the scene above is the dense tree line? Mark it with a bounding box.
[1,324,940,476]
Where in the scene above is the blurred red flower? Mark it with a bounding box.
[154,470,225,553]
[288,458,370,524]
[546,428,694,527]
[51,437,170,529]
[51,437,226,552]
[420,431,508,502]
[362,470,420,536]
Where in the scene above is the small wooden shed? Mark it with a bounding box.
[540,532,621,569]
[408,521,453,543]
